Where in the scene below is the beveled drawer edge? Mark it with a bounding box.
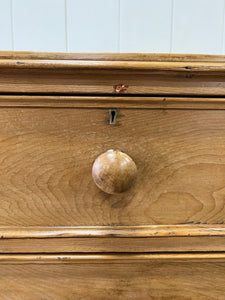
[0,225,224,239]
[0,253,225,264]
[1,95,225,109]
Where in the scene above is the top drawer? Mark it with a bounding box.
[0,95,225,227]
[1,51,225,232]
[1,52,225,96]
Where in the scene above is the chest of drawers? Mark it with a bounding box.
[0,52,225,299]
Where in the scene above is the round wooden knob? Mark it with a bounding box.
[92,149,137,194]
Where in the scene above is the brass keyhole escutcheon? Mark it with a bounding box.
[109,109,117,125]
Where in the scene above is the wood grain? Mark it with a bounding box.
[1,95,225,110]
[1,253,225,263]
[1,69,225,96]
[1,52,225,298]
[0,223,221,254]
[3,59,225,73]
[1,236,225,253]
[0,108,224,225]
[0,253,224,299]
[0,225,223,253]
[92,149,137,194]
[1,51,225,62]
[0,224,224,238]
[1,52,225,95]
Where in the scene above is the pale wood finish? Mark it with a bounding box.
[3,59,225,73]
[1,236,225,253]
[2,95,225,110]
[0,254,224,299]
[0,225,224,253]
[1,52,225,96]
[1,69,225,96]
[0,108,223,225]
[0,224,223,238]
[0,52,225,298]
[1,95,225,110]
[92,149,137,194]
[1,51,225,61]
[1,253,225,263]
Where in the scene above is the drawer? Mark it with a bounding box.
[0,96,224,227]
[0,253,224,299]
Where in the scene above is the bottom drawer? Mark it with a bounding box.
[1,253,225,300]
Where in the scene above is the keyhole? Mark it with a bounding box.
[109,109,117,125]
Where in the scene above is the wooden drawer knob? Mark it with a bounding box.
[92,149,137,194]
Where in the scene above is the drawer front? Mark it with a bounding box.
[0,254,225,300]
[0,105,225,226]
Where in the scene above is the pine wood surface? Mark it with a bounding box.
[92,149,138,194]
[2,95,225,110]
[0,107,223,226]
[0,225,223,253]
[0,224,224,238]
[0,253,223,299]
[1,52,225,96]
[0,236,225,253]
[2,51,225,61]
[1,70,225,96]
[1,52,225,298]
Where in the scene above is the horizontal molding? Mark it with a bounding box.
[0,225,224,239]
[0,51,225,96]
[1,51,225,62]
[0,96,225,109]
[0,226,224,253]
[0,236,225,254]
[1,59,225,73]
[0,253,225,264]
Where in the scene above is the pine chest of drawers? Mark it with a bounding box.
[0,52,225,299]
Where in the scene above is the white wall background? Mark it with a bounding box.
[0,0,225,54]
